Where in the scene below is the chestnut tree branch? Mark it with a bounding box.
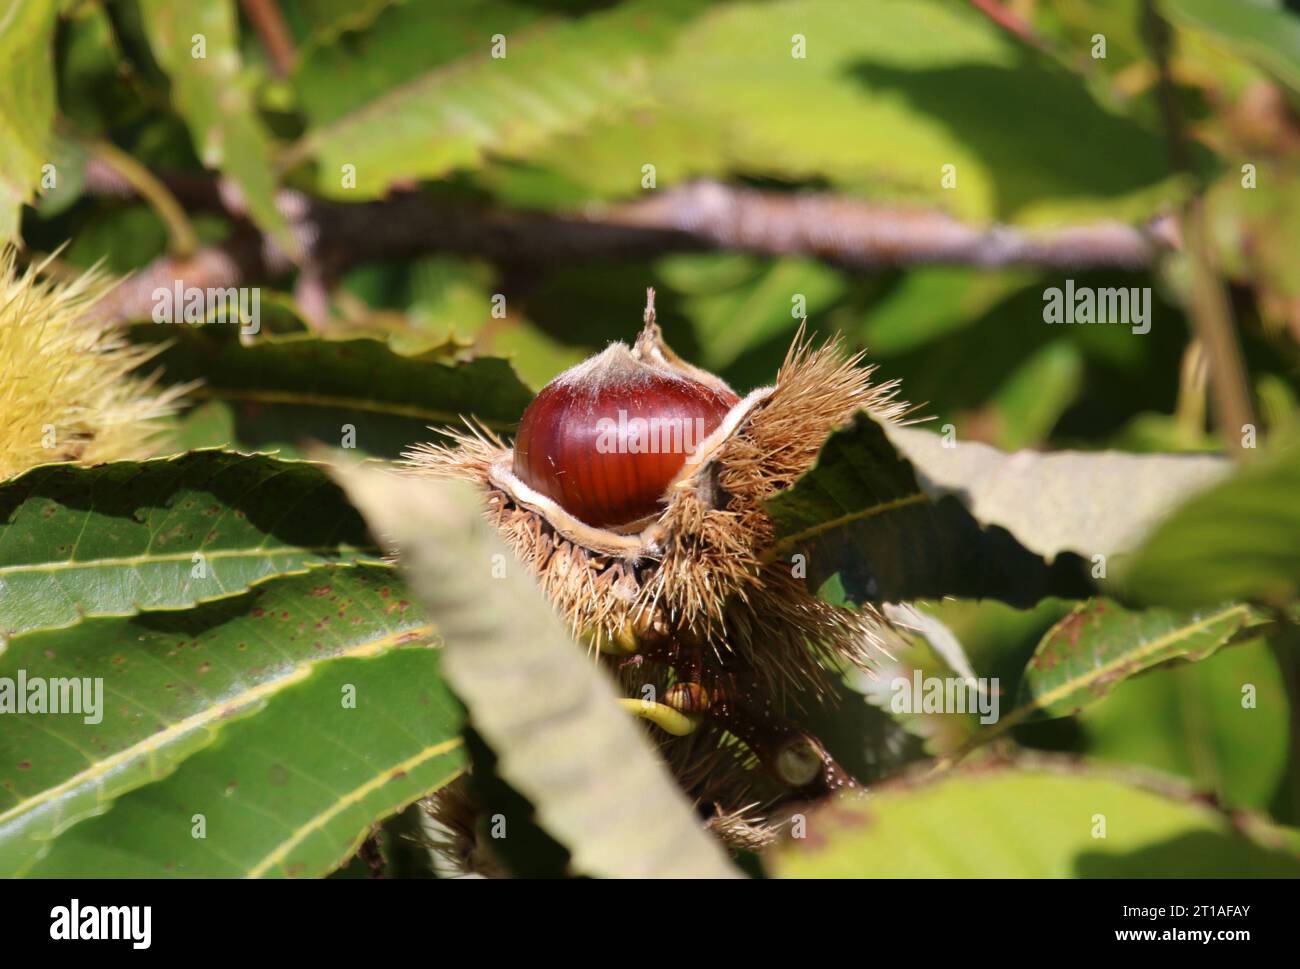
[81,160,1177,324]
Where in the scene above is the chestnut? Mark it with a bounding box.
[512,347,740,529]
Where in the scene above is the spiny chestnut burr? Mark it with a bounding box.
[405,289,911,859]
[405,291,907,666]
[512,347,739,529]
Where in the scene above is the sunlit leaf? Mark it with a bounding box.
[1165,0,1300,94]
[139,0,296,256]
[1079,639,1288,811]
[288,0,707,198]
[1117,435,1300,608]
[22,645,462,877]
[768,761,1300,877]
[0,563,435,876]
[0,0,57,240]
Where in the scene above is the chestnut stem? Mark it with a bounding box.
[618,698,701,737]
[623,625,856,801]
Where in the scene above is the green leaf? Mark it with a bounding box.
[1117,436,1300,608]
[768,413,1095,606]
[1008,599,1264,726]
[64,202,167,273]
[0,0,58,240]
[501,0,1182,222]
[138,0,296,256]
[0,451,379,638]
[656,254,847,371]
[988,340,1084,450]
[30,134,88,221]
[767,761,1300,877]
[484,318,587,391]
[887,423,1231,566]
[332,464,739,877]
[291,0,543,127]
[858,266,1040,356]
[769,415,1234,606]
[133,326,534,458]
[288,0,407,57]
[0,563,435,876]
[54,1,134,136]
[852,604,984,757]
[1165,0,1300,95]
[1079,640,1289,812]
[22,645,462,877]
[917,595,1072,708]
[287,0,707,198]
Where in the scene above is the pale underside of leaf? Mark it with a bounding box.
[887,424,1231,563]
[332,463,740,878]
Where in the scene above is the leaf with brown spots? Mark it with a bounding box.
[0,451,381,639]
[21,646,463,877]
[1002,598,1265,730]
[0,563,438,876]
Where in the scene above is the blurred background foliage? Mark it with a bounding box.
[4,0,1300,874]
[16,0,1300,445]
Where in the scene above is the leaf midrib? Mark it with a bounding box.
[0,622,436,836]
[0,544,382,576]
[189,385,516,431]
[768,491,929,559]
[1007,604,1253,728]
[247,746,463,877]
[284,17,577,165]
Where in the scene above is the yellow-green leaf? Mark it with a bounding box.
[769,761,1300,877]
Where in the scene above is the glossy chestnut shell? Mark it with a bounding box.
[512,361,739,529]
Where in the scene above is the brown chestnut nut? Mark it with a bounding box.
[512,345,739,529]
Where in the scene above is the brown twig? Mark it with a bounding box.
[239,0,297,77]
[1183,203,1258,457]
[1142,0,1256,456]
[967,0,1050,52]
[88,141,198,258]
[79,160,1177,324]
[602,182,1174,270]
